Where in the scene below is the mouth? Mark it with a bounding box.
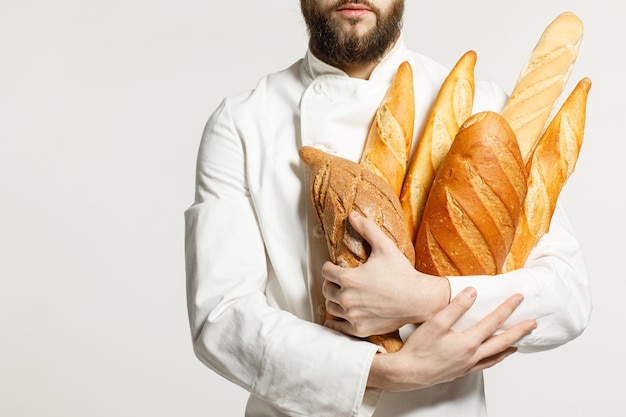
[335,3,373,19]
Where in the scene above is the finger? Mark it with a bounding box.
[426,287,477,332]
[476,319,537,359]
[321,260,344,286]
[325,299,345,320]
[470,347,518,373]
[321,279,341,304]
[347,211,395,254]
[469,294,525,341]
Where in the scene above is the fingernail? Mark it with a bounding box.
[463,287,477,298]
[349,211,361,219]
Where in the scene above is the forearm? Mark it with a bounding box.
[403,273,451,324]
[192,291,380,415]
[186,200,382,416]
[446,202,591,352]
[366,287,536,392]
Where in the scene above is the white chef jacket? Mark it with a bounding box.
[184,34,592,417]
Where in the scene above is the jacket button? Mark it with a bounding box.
[317,303,327,316]
[313,223,325,238]
[313,82,325,94]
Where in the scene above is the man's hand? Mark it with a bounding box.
[367,287,537,391]
[322,211,450,337]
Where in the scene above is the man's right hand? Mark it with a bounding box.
[367,286,537,392]
[322,211,451,338]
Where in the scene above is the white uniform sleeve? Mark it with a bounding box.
[185,99,382,416]
[446,201,592,353]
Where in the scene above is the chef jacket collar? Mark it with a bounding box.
[300,32,408,85]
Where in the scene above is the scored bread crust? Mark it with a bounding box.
[414,111,527,276]
[360,61,415,196]
[400,50,477,242]
[503,77,591,272]
[300,146,415,268]
[300,145,414,352]
[501,11,584,163]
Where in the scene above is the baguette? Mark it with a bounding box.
[360,61,415,196]
[400,50,477,241]
[503,77,591,272]
[414,111,527,276]
[300,145,414,352]
[501,11,584,163]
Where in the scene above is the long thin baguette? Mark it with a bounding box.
[501,11,584,163]
[400,50,476,241]
[503,77,591,272]
[360,61,414,196]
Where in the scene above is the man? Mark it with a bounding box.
[184,1,592,416]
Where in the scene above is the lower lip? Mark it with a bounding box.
[337,8,372,19]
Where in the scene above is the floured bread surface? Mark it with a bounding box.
[501,11,584,162]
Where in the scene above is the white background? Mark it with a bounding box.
[0,1,622,416]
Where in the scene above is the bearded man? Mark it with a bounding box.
[185,1,591,416]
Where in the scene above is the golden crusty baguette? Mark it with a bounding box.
[501,11,584,163]
[360,61,415,196]
[414,111,527,276]
[503,77,591,272]
[400,50,477,241]
[300,145,414,353]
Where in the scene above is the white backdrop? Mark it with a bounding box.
[0,1,622,416]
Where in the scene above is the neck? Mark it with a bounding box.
[340,61,380,80]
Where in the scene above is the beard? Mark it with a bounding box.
[301,0,405,68]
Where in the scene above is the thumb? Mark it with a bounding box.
[348,211,395,254]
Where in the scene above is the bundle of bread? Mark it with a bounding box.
[300,11,590,352]
[413,11,590,276]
